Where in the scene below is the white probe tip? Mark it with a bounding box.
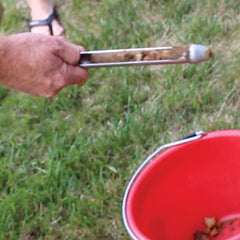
[189,44,212,63]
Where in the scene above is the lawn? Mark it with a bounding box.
[0,0,239,239]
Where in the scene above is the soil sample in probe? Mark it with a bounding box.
[79,44,212,67]
[86,45,212,63]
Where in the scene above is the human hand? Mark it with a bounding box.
[0,33,88,97]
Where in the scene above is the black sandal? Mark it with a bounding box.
[28,9,60,35]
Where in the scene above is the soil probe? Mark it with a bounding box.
[78,44,212,68]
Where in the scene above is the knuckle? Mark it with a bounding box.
[53,39,65,54]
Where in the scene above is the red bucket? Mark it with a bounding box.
[122,130,240,240]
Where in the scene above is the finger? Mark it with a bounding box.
[55,38,86,65]
[65,65,89,85]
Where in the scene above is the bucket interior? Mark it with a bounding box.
[126,130,240,240]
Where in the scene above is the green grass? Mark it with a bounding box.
[0,0,240,239]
